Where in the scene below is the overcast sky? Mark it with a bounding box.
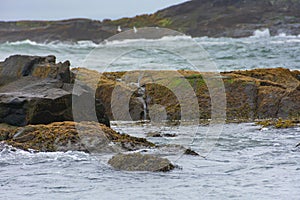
[0,0,188,21]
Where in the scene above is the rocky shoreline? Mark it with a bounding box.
[1,0,300,43]
[0,55,299,171]
[76,65,300,122]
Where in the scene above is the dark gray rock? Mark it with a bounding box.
[108,153,175,172]
[0,55,110,127]
[0,55,71,86]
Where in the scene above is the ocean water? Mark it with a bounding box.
[0,31,299,72]
[1,31,300,199]
[1,123,300,199]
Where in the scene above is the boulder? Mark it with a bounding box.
[108,153,175,172]
[0,55,109,127]
[0,55,70,86]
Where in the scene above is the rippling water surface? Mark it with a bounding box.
[1,123,300,199]
[0,34,299,71]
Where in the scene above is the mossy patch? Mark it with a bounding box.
[4,121,155,152]
[158,18,173,27]
[256,118,297,129]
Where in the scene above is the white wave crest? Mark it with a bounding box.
[275,32,300,38]
[2,35,193,48]
[3,39,99,49]
[102,35,193,46]
[6,39,40,46]
[251,29,271,38]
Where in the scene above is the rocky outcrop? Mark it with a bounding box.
[0,121,176,172]
[1,0,300,42]
[0,19,114,43]
[108,153,175,172]
[75,67,300,121]
[225,68,300,119]
[0,54,70,86]
[0,55,109,127]
[0,121,154,152]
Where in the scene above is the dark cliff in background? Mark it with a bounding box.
[155,0,300,37]
[0,0,300,43]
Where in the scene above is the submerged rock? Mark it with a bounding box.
[184,148,199,156]
[146,131,163,137]
[108,153,175,172]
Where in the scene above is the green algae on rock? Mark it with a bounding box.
[2,121,154,152]
[256,119,298,129]
[74,67,300,123]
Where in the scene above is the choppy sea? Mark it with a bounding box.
[0,29,300,199]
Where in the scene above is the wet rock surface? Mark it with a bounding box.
[256,119,298,129]
[0,55,109,127]
[0,121,154,152]
[75,67,300,122]
[108,153,175,172]
[0,121,176,172]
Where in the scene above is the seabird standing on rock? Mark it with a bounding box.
[133,26,138,33]
[117,26,122,32]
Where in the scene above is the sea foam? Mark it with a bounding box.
[251,29,271,38]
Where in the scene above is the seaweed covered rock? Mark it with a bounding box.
[0,123,16,141]
[0,55,109,127]
[256,119,298,129]
[108,153,175,172]
[225,68,300,119]
[76,67,300,122]
[2,121,154,152]
[73,68,148,121]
